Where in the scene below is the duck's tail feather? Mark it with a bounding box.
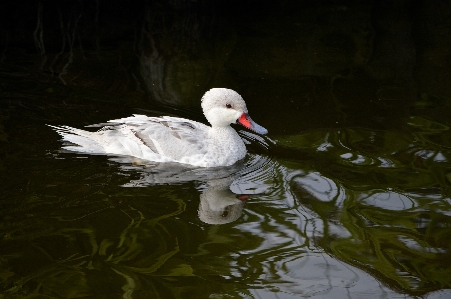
[47,125,106,153]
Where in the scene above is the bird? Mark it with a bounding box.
[48,88,268,167]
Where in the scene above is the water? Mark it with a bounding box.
[1,1,451,298]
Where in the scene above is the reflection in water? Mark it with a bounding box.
[111,154,272,225]
[276,126,451,296]
[2,117,451,297]
[198,176,246,225]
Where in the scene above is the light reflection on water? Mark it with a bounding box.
[1,93,451,298]
[0,88,451,298]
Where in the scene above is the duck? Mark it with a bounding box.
[48,88,268,167]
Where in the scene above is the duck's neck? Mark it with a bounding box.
[210,126,242,141]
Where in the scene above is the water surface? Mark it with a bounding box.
[1,1,451,298]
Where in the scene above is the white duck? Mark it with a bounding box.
[49,88,268,167]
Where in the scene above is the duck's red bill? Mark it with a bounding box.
[237,113,268,135]
[236,195,249,201]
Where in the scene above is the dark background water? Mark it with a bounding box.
[1,0,451,298]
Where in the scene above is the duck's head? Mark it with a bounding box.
[201,88,268,135]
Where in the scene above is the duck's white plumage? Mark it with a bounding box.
[49,88,268,167]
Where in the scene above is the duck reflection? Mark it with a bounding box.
[110,151,272,225]
[197,176,247,225]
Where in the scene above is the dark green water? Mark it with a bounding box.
[1,1,451,298]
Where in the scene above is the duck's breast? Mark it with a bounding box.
[199,127,247,167]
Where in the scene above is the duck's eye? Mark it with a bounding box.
[226,104,232,109]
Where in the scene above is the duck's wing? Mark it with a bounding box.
[108,114,210,155]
